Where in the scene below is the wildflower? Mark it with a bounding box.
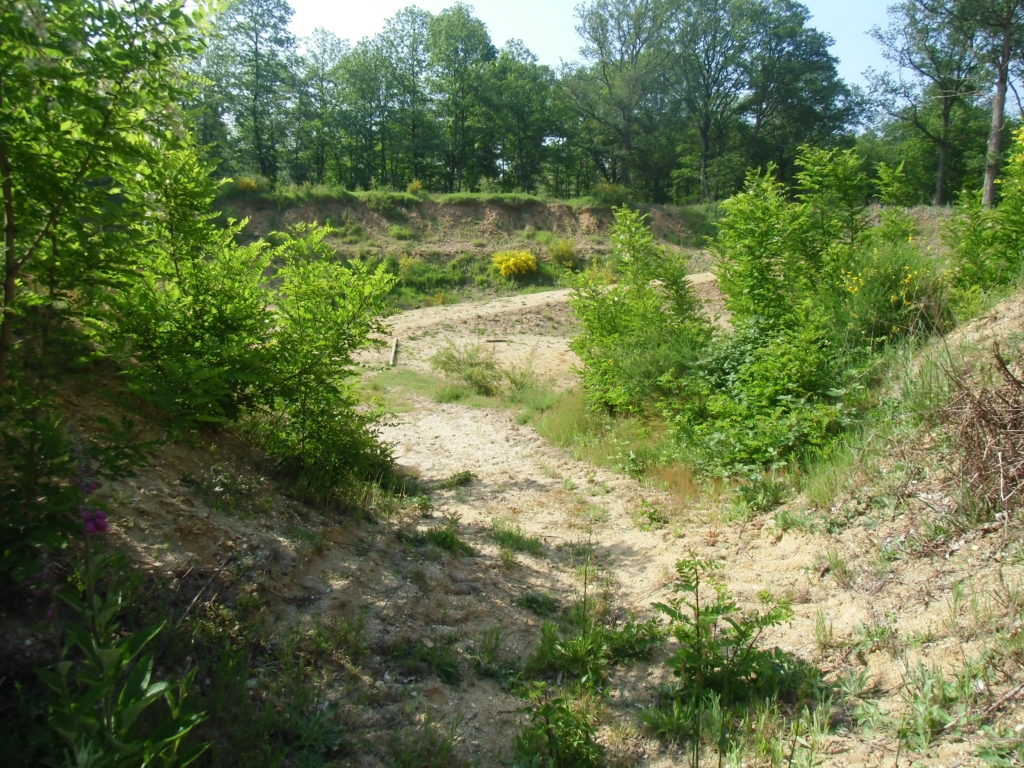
[80,508,108,534]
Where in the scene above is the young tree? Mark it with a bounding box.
[0,0,206,387]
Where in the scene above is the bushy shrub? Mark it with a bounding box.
[590,180,632,206]
[548,238,578,269]
[233,175,264,192]
[492,249,538,278]
[389,224,415,240]
[250,225,396,489]
[108,148,274,425]
[569,207,711,413]
[431,342,506,396]
[659,148,953,471]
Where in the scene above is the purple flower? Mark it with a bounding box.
[80,508,108,534]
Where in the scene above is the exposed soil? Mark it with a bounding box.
[73,278,1024,767]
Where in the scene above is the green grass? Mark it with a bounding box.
[397,523,474,555]
[435,191,545,206]
[490,517,544,556]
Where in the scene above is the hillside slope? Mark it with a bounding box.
[23,282,1022,768]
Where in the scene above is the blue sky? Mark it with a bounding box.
[288,0,895,88]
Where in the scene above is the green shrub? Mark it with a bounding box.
[590,180,632,206]
[514,684,604,768]
[108,148,275,425]
[492,249,538,278]
[389,224,415,240]
[569,206,711,413]
[948,127,1024,288]
[359,189,417,219]
[249,225,396,491]
[431,342,506,396]
[655,148,953,472]
[229,175,266,193]
[548,238,578,269]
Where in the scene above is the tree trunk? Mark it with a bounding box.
[982,25,1012,207]
[0,144,17,388]
[935,97,954,206]
[934,140,950,206]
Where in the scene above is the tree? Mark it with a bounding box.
[745,0,857,184]
[289,28,348,184]
[570,0,679,188]
[954,0,1024,205]
[338,38,394,189]
[486,41,559,191]
[672,0,755,202]
[426,3,497,191]
[376,6,438,188]
[0,0,206,388]
[870,0,982,204]
[215,0,296,183]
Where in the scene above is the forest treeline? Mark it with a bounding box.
[194,0,1022,204]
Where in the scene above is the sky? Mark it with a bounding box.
[287,0,896,88]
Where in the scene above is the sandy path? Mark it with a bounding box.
[369,273,723,613]
[361,272,720,388]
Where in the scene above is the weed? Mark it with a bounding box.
[428,470,476,491]
[394,640,462,685]
[816,548,854,586]
[528,610,662,687]
[514,683,604,768]
[388,224,415,240]
[397,523,474,556]
[851,614,901,656]
[517,591,562,618]
[977,724,1024,765]
[470,627,522,688]
[387,716,466,767]
[773,507,819,533]
[490,517,544,556]
[814,607,836,652]
[898,661,987,750]
[632,499,668,531]
[735,472,790,514]
[583,503,610,524]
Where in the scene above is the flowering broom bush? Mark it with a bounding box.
[492,250,538,278]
